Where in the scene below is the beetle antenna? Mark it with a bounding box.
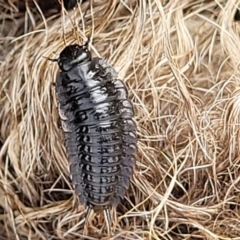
[43,56,59,62]
[83,37,90,49]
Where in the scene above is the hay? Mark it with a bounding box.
[1,0,240,239]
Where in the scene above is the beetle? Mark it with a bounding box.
[48,41,138,232]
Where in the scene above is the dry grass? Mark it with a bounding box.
[1,0,240,239]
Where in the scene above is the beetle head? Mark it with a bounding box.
[57,42,91,71]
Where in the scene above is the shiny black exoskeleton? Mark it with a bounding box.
[54,42,138,230]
